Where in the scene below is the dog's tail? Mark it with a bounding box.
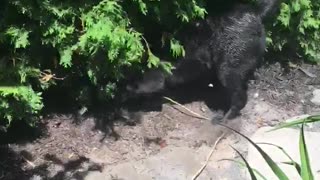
[255,0,280,21]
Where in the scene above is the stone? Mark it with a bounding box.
[85,144,246,180]
[311,89,320,105]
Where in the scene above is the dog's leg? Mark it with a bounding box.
[215,65,249,122]
[223,85,248,120]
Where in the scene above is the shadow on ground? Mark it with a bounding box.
[40,71,235,137]
[0,79,235,180]
[0,147,103,180]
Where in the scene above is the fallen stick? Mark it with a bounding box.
[192,133,225,180]
[163,96,226,179]
[163,96,210,121]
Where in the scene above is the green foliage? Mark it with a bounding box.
[299,123,314,180]
[221,158,267,180]
[256,142,302,174]
[0,86,43,127]
[170,38,185,58]
[5,27,30,49]
[230,146,258,180]
[269,114,320,131]
[0,0,206,129]
[267,0,320,62]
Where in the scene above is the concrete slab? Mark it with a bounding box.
[85,146,213,180]
[246,127,320,180]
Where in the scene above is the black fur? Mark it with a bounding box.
[125,0,279,121]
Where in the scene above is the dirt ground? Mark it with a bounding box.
[1,60,320,180]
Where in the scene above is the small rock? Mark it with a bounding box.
[78,106,88,115]
[30,175,43,180]
[311,89,320,105]
[253,92,259,98]
[200,106,206,112]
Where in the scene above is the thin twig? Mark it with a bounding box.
[163,96,210,120]
[192,133,226,180]
[163,114,173,121]
[40,71,66,81]
[298,67,317,78]
[162,96,226,179]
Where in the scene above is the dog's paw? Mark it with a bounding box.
[211,110,225,124]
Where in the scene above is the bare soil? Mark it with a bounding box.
[1,61,320,180]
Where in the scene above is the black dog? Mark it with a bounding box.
[125,0,280,121]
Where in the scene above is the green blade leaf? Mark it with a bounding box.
[269,114,320,132]
[299,123,314,180]
[281,162,301,175]
[230,146,258,180]
[256,142,301,176]
[220,158,267,180]
[218,123,290,180]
